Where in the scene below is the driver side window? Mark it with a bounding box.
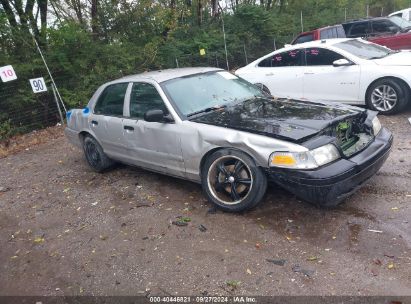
[130,83,168,119]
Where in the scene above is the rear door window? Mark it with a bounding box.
[347,22,369,37]
[94,83,128,116]
[336,26,346,37]
[320,29,330,39]
[258,49,303,67]
[321,26,346,39]
[305,48,344,66]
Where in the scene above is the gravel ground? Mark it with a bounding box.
[0,111,410,297]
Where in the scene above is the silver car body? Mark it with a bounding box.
[65,67,307,182]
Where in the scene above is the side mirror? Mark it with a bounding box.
[144,109,174,123]
[333,59,353,67]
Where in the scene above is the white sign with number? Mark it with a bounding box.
[29,77,47,93]
[0,65,17,82]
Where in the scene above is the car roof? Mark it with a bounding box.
[389,8,410,15]
[118,67,222,83]
[343,16,393,24]
[319,24,343,30]
[284,38,353,48]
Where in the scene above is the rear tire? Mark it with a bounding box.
[201,149,267,212]
[366,79,409,115]
[83,135,114,172]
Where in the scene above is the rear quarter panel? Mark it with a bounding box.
[358,64,411,100]
[65,108,97,148]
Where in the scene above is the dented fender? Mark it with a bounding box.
[180,121,308,182]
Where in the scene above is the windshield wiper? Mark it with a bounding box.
[187,105,227,117]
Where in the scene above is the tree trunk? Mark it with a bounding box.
[72,0,84,25]
[91,0,99,36]
[38,0,48,44]
[0,0,18,27]
[211,0,218,16]
[197,0,202,26]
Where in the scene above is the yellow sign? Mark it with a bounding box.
[199,49,206,56]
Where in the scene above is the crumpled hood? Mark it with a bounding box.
[190,98,366,143]
[374,51,411,66]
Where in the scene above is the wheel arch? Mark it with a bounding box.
[79,130,92,143]
[78,130,104,147]
[199,147,260,178]
[365,76,411,101]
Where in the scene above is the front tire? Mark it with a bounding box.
[366,79,409,115]
[201,149,267,212]
[83,135,114,172]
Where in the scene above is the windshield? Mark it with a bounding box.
[334,39,392,59]
[161,71,264,117]
[389,15,411,29]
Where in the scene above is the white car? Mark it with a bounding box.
[389,7,411,21]
[235,38,411,114]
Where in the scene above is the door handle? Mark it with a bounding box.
[91,120,98,126]
[304,71,315,75]
[124,125,134,131]
[265,72,275,76]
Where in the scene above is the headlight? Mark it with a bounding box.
[310,144,341,167]
[372,116,381,135]
[270,144,340,169]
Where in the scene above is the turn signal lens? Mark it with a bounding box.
[270,151,316,169]
[270,144,341,169]
[271,154,296,166]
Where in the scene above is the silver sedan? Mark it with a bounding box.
[65,67,392,212]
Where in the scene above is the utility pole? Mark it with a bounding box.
[243,44,248,65]
[219,4,229,71]
[300,11,304,32]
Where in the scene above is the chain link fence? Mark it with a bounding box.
[0,74,64,142]
[164,35,293,70]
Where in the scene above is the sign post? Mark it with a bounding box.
[51,83,64,125]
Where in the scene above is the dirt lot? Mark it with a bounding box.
[0,111,410,297]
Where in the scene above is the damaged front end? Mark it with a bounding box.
[268,110,392,207]
[322,111,376,158]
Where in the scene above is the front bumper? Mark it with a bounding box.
[267,127,393,207]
